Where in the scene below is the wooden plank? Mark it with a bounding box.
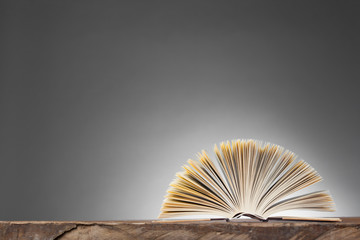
[0,218,359,240]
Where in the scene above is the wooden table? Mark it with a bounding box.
[0,218,359,239]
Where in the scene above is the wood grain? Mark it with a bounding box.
[0,218,359,240]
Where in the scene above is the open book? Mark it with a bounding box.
[159,139,340,222]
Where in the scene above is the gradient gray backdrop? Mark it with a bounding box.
[0,0,359,220]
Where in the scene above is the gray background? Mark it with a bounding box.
[0,0,359,220]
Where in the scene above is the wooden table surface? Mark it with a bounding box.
[0,217,359,240]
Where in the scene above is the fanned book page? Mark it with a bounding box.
[159,139,339,222]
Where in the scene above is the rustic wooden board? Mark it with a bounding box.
[0,218,359,240]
